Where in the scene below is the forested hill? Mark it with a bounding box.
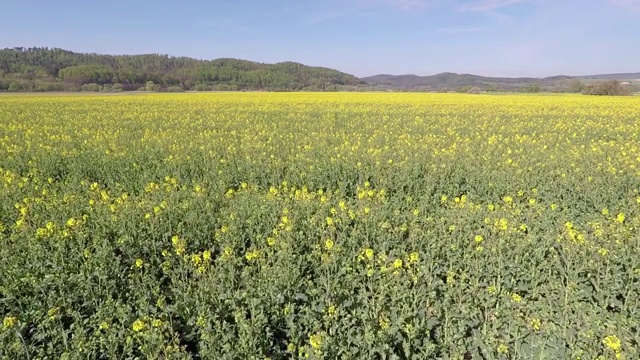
[0,47,364,92]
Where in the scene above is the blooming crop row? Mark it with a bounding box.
[0,93,639,359]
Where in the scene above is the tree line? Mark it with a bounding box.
[0,47,364,92]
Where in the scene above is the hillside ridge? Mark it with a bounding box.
[0,47,363,92]
[361,72,640,91]
[1,47,638,92]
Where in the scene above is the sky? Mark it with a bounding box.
[1,0,639,77]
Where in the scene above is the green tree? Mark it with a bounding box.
[80,83,100,92]
[0,47,364,92]
[8,81,23,92]
[145,81,158,91]
[522,83,541,93]
[582,80,631,96]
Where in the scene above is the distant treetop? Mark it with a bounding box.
[0,47,364,92]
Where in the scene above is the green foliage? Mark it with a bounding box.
[34,83,61,92]
[0,93,639,359]
[145,81,159,92]
[7,81,23,92]
[0,47,364,92]
[165,86,185,93]
[521,83,541,93]
[111,83,124,92]
[582,80,632,96]
[552,79,585,93]
[80,83,100,92]
[59,65,113,85]
[193,84,213,91]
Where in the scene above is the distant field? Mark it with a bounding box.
[1,93,639,359]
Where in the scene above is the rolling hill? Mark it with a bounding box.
[361,72,640,91]
[577,73,640,81]
[1,47,637,92]
[0,47,364,92]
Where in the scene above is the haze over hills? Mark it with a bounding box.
[362,73,542,91]
[361,72,640,91]
[0,47,638,93]
[578,73,640,80]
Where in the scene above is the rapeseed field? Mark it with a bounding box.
[1,93,639,359]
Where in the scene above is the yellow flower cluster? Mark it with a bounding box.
[2,93,640,359]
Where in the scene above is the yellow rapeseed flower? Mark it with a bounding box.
[378,315,390,330]
[132,319,146,332]
[364,248,374,260]
[603,335,622,352]
[530,318,541,331]
[498,218,508,231]
[245,250,260,261]
[222,246,234,260]
[309,333,322,349]
[3,316,17,329]
[324,239,334,251]
[446,271,456,285]
[393,259,403,269]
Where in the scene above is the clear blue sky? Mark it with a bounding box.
[1,0,639,77]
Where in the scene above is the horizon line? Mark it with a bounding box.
[3,45,640,81]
